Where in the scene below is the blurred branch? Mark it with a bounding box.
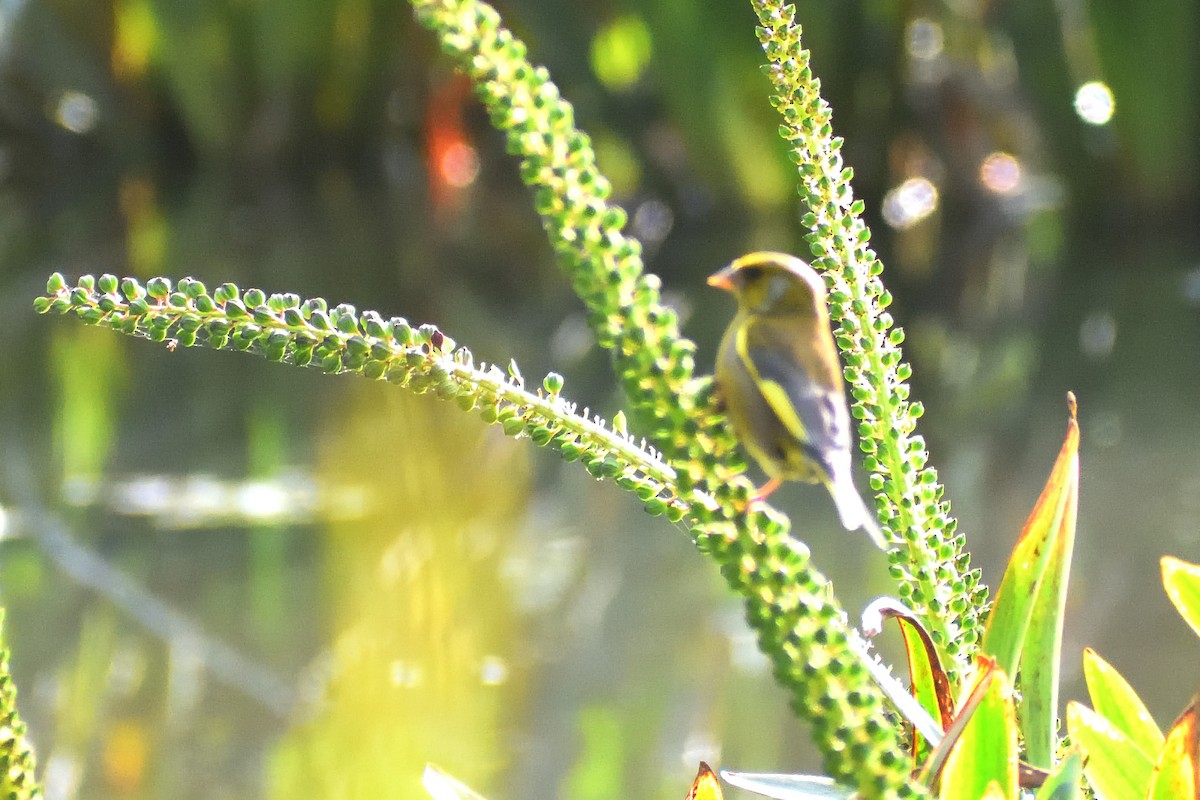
[4,457,297,719]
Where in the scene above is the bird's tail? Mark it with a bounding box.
[827,473,888,550]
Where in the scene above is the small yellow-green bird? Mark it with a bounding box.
[708,252,887,549]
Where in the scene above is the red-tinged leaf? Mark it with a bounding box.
[687,762,724,800]
[923,658,995,784]
[1082,648,1164,760]
[862,596,955,761]
[1147,695,1200,800]
[1019,763,1052,791]
[982,394,1080,768]
[1162,557,1200,640]
[936,661,1018,800]
[1066,701,1153,800]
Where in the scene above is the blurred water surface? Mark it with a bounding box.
[0,0,1197,798]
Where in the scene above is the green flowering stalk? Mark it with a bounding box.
[750,0,986,680]
[33,273,686,520]
[0,612,42,800]
[32,0,943,792]
[410,0,722,483]
[35,267,918,795]
[413,0,921,791]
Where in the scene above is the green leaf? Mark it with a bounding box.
[1067,701,1153,800]
[1162,557,1200,640]
[861,596,954,761]
[938,664,1018,800]
[981,395,1079,767]
[1034,750,1084,800]
[1082,648,1164,760]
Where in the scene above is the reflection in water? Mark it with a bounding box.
[270,389,530,798]
[0,0,1196,795]
[67,472,320,528]
[6,484,297,718]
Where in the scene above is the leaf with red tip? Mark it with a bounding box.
[936,660,1018,800]
[687,762,724,800]
[1147,694,1200,800]
[862,596,954,760]
[981,394,1080,768]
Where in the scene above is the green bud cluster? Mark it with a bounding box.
[36,273,686,522]
[752,0,984,685]
[409,0,919,792]
[30,1,978,790]
[408,0,737,494]
[0,613,41,800]
[697,513,920,797]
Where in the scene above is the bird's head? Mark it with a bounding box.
[706,252,827,316]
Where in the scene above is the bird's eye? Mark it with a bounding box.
[740,266,763,283]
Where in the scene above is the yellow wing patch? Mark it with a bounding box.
[734,324,809,443]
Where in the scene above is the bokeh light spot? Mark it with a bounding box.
[1079,310,1117,360]
[55,90,98,134]
[590,14,652,91]
[1074,81,1115,125]
[439,141,480,188]
[882,177,939,229]
[907,18,944,61]
[1180,266,1200,305]
[632,198,673,245]
[979,152,1022,194]
[480,655,509,686]
[390,660,423,688]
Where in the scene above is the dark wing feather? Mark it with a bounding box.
[736,316,848,477]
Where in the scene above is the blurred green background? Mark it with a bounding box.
[0,0,1197,797]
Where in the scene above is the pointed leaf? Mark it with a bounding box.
[1066,702,1153,800]
[1034,750,1084,800]
[423,764,489,800]
[1146,694,1200,800]
[687,763,724,800]
[1018,450,1077,767]
[862,596,955,760]
[1082,648,1164,759]
[923,658,998,785]
[846,630,944,747]
[980,783,1008,800]
[936,661,1019,800]
[719,771,853,800]
[1162,557,1200,640]
[982,394,1079,767]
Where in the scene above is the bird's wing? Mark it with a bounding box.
[735,316,847,469]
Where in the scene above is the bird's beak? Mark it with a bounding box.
[707,267,735,292]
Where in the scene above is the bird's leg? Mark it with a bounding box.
[749,477,783,505]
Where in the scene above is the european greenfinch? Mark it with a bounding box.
[708,252,887,550]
